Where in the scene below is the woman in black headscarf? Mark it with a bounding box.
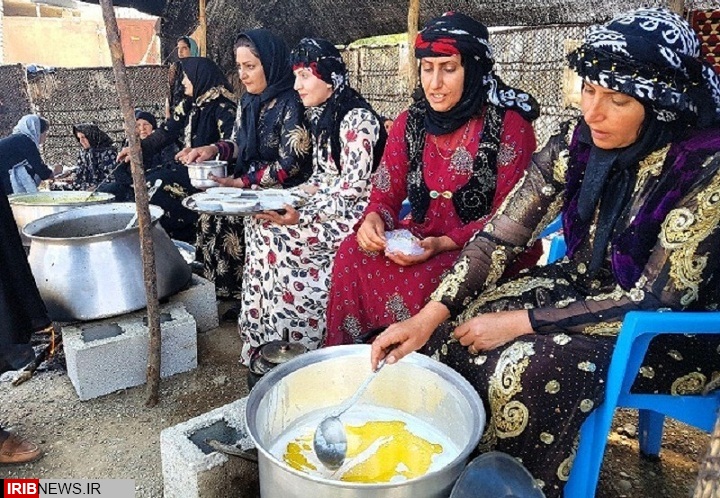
[371,8,720,497]
[116,58,236,241]
[326,11,542,345]
[179,30,312,303]
[59,123,118,191]
[237,38,386,364]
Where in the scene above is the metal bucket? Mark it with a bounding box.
[23,203,191,321]
[246,345,485,498]
[9,191,115,245]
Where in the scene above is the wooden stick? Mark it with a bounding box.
[99,0,162,407]
[407,0,420,92]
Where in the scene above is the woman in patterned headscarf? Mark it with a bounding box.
[325,11,542,346]
[178,30,312,303]
[371,8,720,497]
[238,38,385,365]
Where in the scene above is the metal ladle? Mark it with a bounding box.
[313,356,389,470]
[124,179,162,229]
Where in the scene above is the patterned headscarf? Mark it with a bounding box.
[134,109,157,130]
[290,38,387,170]
[568,7,720,127]
[72,123,114,149]
[414,11,539,134]
[177,36,200,58]
[13,115,43,148]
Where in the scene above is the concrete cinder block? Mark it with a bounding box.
[63,302,198,401]
[169,273,219,332]
[161,397,259,498]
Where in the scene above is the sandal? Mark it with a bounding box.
[0,431,42,464]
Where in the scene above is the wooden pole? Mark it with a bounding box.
[198,0,207,57]
[407,0,420,92]
[99,0,162,407]
[693,411,720,498]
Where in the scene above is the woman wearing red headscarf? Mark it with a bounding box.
[325,12,542,346]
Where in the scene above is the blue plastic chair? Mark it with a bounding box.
[545,236,720,497]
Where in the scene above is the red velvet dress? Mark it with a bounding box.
[325,108,541,345]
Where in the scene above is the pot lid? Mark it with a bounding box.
[260,340,307,364]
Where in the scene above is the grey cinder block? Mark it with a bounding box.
[161,397,259,498]
[169,273,219,332]
[63,302,197,400]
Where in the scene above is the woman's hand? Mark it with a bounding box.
[208,174,245,188]
[299,184,319,196]
[370,301,450,370]
[453,310,534,353]
[356,212,386,252]
[254,205,299,225]
[385,235,459,267]
[176,145,219,164]
[117,146,131,163]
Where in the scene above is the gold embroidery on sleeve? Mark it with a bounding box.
[582,321,622,336]
[635,145,670,189]
[431,256,471,302]
[661,169,720,305]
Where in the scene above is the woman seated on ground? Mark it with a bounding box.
[178,30,312,302]
[370,8,720,497]
[117,58,237,242]
[239,38,387,364]
[0,115,55,195]
[325,12,542,345]
[61,123,118,191]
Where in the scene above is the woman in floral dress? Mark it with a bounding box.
[325,12,542,346]
[371,8,720,497]
[238,38,386,364]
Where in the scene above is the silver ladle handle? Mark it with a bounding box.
[331,358,387,419]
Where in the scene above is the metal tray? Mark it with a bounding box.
[182,189,304,216]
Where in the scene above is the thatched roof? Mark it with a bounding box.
[88,0,683,50]
[162,0,683,77]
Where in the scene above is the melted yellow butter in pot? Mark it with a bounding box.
[282,420,443,483]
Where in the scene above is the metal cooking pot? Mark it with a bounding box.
[9,191,115,245]
[246,345,485,498]
[23,203,191,321]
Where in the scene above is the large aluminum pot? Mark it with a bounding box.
[246,345,485,498]
[23,203,191,321]
[9,191,115,245]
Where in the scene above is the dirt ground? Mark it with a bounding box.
[0,311,710,498]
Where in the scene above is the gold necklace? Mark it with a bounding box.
[432,121,471,161]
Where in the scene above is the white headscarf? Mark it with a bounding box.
[12,114,43,148]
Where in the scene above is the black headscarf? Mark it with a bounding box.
[235,29,295,176]
[290,38,387,171]
[414,11,539,135]
[134,109,157,130]
[567,8,720,275]
[179,57,233,100]
[72,123,114,149]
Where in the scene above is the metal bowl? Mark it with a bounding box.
[246,344,485,498]
[9,191,115,245]
[186,160,228,189]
